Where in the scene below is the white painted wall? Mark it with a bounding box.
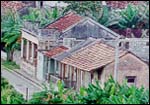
[1,50,7,60]
[36,51,45,81]
[22,30,39,45]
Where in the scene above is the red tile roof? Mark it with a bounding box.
[61,40,127,71]
[46,12,83,31]
[106,1,140,9]
[1,1,29,11]
[44,46,68,57]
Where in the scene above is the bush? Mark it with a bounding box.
[29,76,149,104]
[1,77,26,104]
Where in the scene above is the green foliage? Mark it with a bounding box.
[1,10,22,61]
[2,60,20,70]
[118,4,139,29]
[1,77,26,104]
[22,7,61,28]
[29,76,149,104]
[63,1,102,17]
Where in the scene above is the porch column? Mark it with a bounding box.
[47,58,51,82]
[21,38,24,58]
[62,63,64,79]
[54,60,57,75]
[58,62,61,76]
[47,58,51,74]
[31,42,35,63]
[26,40,29,61]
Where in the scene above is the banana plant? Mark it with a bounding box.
[118,4,139,29]
[1,10,22,61]
[137,2,149,29]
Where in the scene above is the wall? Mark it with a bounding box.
[104,39,149,62]
[101,53,149,89]
[128,41,149,62]
[83,71,91,88]
[1,50,7,60]
[60,20,115,40]
[36,51,45,81]
[13,50,21,65]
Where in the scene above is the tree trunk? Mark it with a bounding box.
[6,51,11,61]
[10,50,14,61]
[6,50,14,61]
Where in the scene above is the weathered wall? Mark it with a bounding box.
[128,41,149,62]
[104,39,149,62]
[60,20,115,40]
[83,71,91,87]
[101,53,149,89]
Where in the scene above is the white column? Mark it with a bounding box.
[31,42,34,62]
[47,58,51,74]
[26,40,29,61]
[54,60,57,75]
[21,38,24,58]
[62,64,64,79]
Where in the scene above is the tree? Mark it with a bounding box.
[1,10,22,61]
[62,1,103,17]
[62,1,120,27]
[118,4,139,29]
[1,77,26,104]
[22,7,60,28]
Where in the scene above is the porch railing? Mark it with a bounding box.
[47,73,76,88]
[23,21,60,39]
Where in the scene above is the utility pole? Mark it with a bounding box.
[26,87,29,101]
[114,38,120,82]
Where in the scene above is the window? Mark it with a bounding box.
[97,67,103,80]
[146,42,149,46]
[125,42,129,49]
[119,42,122,47]
[126,76,136,86]
[40,1,43,7]
[91,73,94,80]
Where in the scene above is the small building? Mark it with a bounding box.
[51,39,149,90]
[21,11,121,77]
[1,1,33,16]
[37,46,68,81]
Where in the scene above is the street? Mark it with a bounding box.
[1,68,42,100]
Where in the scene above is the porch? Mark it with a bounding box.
[43,58,77,89]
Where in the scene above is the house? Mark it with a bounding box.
[36,37,95,82]
[1,1,34,15]
[103,1,142,9]
[49,39,149,90]
[1,1,26,12]
[21,11,121,77]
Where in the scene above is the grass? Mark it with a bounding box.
[1,60,20,70]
